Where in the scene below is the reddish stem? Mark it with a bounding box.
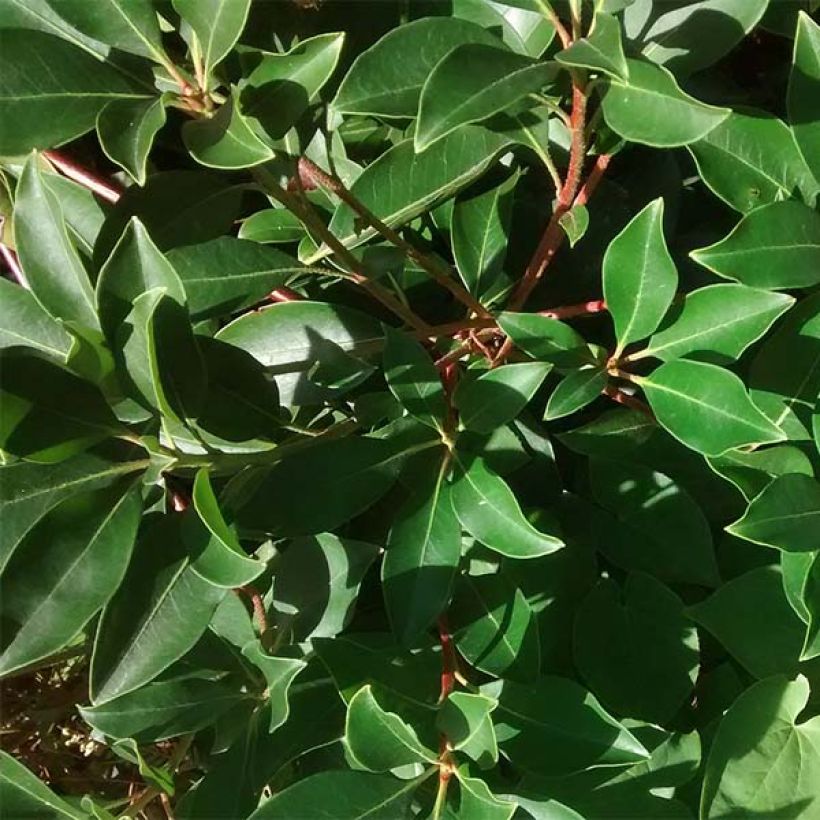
[237,585,269,635]
[44,151,122,203]
[539,298,607,320]
[575,153,612,207]
[437,614,458,702]
[0,236,27,287]
[603,384,655,420]
[268,286,304,303]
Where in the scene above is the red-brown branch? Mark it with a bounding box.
[437,615,458,702]
[267,287,304,303]
[539,298,607,320]
[603,384,655,420]
[237,585,269,635]
[44,151,122,203]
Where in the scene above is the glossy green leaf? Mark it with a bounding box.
[708,444,814,502]
[437,691,498,768]
[80,675,249,742]
[452,0,555,57]
[727,474,820,553]
[450,572,540,682]
[238,208,305,244]
[452,173,516,300]
[167,237,300,320]
[688,110,819,213]
[383,456,461,646]
[0,349,122,463]
[173,0,251,82]
[97,96,166,185]
[415,44,556,151]
[319,128,515,256]
[240,32,345,142]
[640,359,786,457]
[216,300,382,406]
[0,443,148,572]
[183,89,274,170]
[271,533,379,642]
[494,676,648,777]
[801,555,820,660]
[604,198,677,354]
[0,484,140,677]
[749,292,820,441]
[637,284,795,363]
[0,278,72,359]
[602,59,729,147]
[0,30,147,154]
[496,312,595,369]
[237,435,429,537]
[41,170,109,257]
[544,367,607,421]
[13,156,98,329]
[240,642,306,732]
[455,362,551,433]
[332,17,498,118]
[90,515,226,704]
[451,454,564,559]
[383,326,447,431]
[688,565,805,678]
[557,12,628,81]
[701,675,820,819]
[589,458,720,587]
[574,574,699,724]
[0,750,87,819]
[691,201,820,290]
[345,684,436,771]
[449,772,516,820]
[789,12,820,183]
[183,470,262,588]
[248,769,429,820]
[558,203,590,249]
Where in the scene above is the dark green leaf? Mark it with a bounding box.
[97,96,166,185]
[238,208,305,244]
[0,750,86,819]
[544,367,607,421]
[496,312,595,369]
[789,12,820,183]
[557,12,628,81]
[0,278,72,359]
[240,642,306,732]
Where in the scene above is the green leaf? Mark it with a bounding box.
[0,750,87,819]
[248,769,429,820]
[557,12,629,81]
[173,0,251,83]
[167,237,300,320]
[789,12,820,183]
[97,96,166,185]
[452,0,555,58]
[749,292,820,441]
[183,89,274,170]
[319,128,515,257]
[496,312,595,369]
[544,367,607,421]
[332,17,498,118]
[708,444,814,502]
[383,456,461,646]
[494,675,648,777]
[701,675,820,819]
[240,32,345,142]
[573,574,699,724]
[437,691,498,768]
[691,201,820,290]
[601,59,729,147]
[0,443,147,572]
[0,484,140,677]
[450,454,564,559]
[688,566,805,678]
[455,362,551,433]
[558,204,590,249]
[240,642,306,732]
[603,198,678,354]
[0,349,122,463]
[688,110,819,213]
[345,684,437,771]
[727,474,820,553]
[271,533,380,642]
[183,470,262,588]
[589,458,719,587]
[238,208,305,244]
[382,326,447,432]
[90,514,226,704]
[637,284,795,364]
[632,0,770,75]
[450,772,516,820]
[216,300,382,407]
[0,30,147,154]
[80,675,249,742]
[450,572,541,682]
[415,44,556,152]
[13,155,98,330]
[41,170,109,257]
[640,359,786,457]
[237,435,427,536]
[452,173,517,300]
[0,278,72,359]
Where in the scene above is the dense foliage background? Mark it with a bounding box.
[1,0,820,817]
